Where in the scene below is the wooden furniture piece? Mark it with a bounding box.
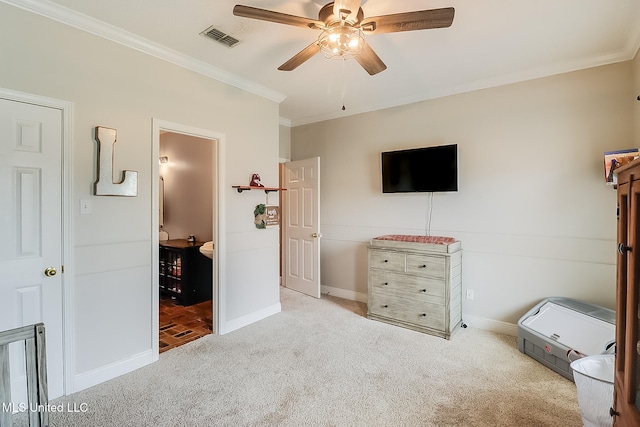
[613,159,640,425]
[0,323,48,427]
[367,235,462,339]
[159,239,212,306]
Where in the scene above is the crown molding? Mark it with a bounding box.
[6,0,639,128]
[278,117,292,127]
[291,46,639,127]
[289,5,640,127]
[1,0,287,104]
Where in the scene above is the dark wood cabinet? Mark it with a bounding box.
[159,239,212,306]
[614,159,640,426]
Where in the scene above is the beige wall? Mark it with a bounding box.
[0,3,281,390]
[292,61,634,330]
[279,124,292,161]
[633,51,640,142]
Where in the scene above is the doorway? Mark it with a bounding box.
[158,131,213,352]
[152,120,224,358]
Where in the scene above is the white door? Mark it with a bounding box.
[283,157,321,298]
[0,98,64,402]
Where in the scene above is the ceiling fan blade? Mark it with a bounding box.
[354,43,387,75]
[278,42,322,71]
[233,5,322,29]
[360,7,455,34]
[332,0,362,23]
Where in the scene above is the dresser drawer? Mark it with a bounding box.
[369,292,446,331]
[367,239,462,339]
[369,249,405,272]
[405,254,446,278]
[369,271,445,305]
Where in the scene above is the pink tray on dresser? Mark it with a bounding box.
[370,234,461,253]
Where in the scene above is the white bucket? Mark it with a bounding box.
[570,354,614,427]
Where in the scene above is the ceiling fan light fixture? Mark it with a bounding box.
[318,25,364,60]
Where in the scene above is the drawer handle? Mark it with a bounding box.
[383,260,389,263]
[382,305,388,308]
[421,313,427,317]
[384,282,389,286]
[420,264,427,268]
[421,289,427,292]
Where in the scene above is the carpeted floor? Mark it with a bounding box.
[16,287,583,426]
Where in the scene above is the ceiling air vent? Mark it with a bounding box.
[201,26,240,48]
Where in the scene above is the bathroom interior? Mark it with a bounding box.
[158,131,215,353]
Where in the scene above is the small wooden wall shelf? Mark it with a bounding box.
[232,185,286,194]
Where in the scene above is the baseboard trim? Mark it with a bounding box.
[461,314,518,337]
[321,285,367,303]
[73,349,154,393]
[220,302,281,335]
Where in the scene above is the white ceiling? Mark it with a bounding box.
[12,0,640,126]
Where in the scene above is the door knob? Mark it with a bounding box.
[44,267,57,277]
[312,233,323,238]
[618,243,632,254]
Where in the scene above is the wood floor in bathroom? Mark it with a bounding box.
[159,295,213,353]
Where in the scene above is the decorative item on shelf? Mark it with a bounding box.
[254,204,267,229]
[233,173,287,194]
[265,205,280,226]
[604,148,639,186]
[93,126,138,197]
[254,204,280,228]
[187,235,196,244]
[249,173,264,187]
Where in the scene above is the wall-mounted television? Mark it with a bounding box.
[381,144,458,193]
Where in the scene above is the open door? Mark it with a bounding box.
[283,157,321,298]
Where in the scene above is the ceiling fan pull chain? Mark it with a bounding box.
[341,58,347,111]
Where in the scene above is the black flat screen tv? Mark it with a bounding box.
[381,144,458,193]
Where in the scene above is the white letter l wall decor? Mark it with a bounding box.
[93,126,138,197]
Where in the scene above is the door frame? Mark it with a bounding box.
[151,119,225,357]
[0,87,74,395]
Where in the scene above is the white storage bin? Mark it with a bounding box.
[517,297,615,381]
[570,354,614,427]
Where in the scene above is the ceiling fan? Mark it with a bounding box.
[233,1,454,75]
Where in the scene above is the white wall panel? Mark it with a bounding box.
[74,266,151,374]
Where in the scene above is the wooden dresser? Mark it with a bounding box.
[612,159,640,426]
[367,235,462,339]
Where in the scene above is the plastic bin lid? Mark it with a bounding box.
[570,354,614,383]
[520,301,614,355]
